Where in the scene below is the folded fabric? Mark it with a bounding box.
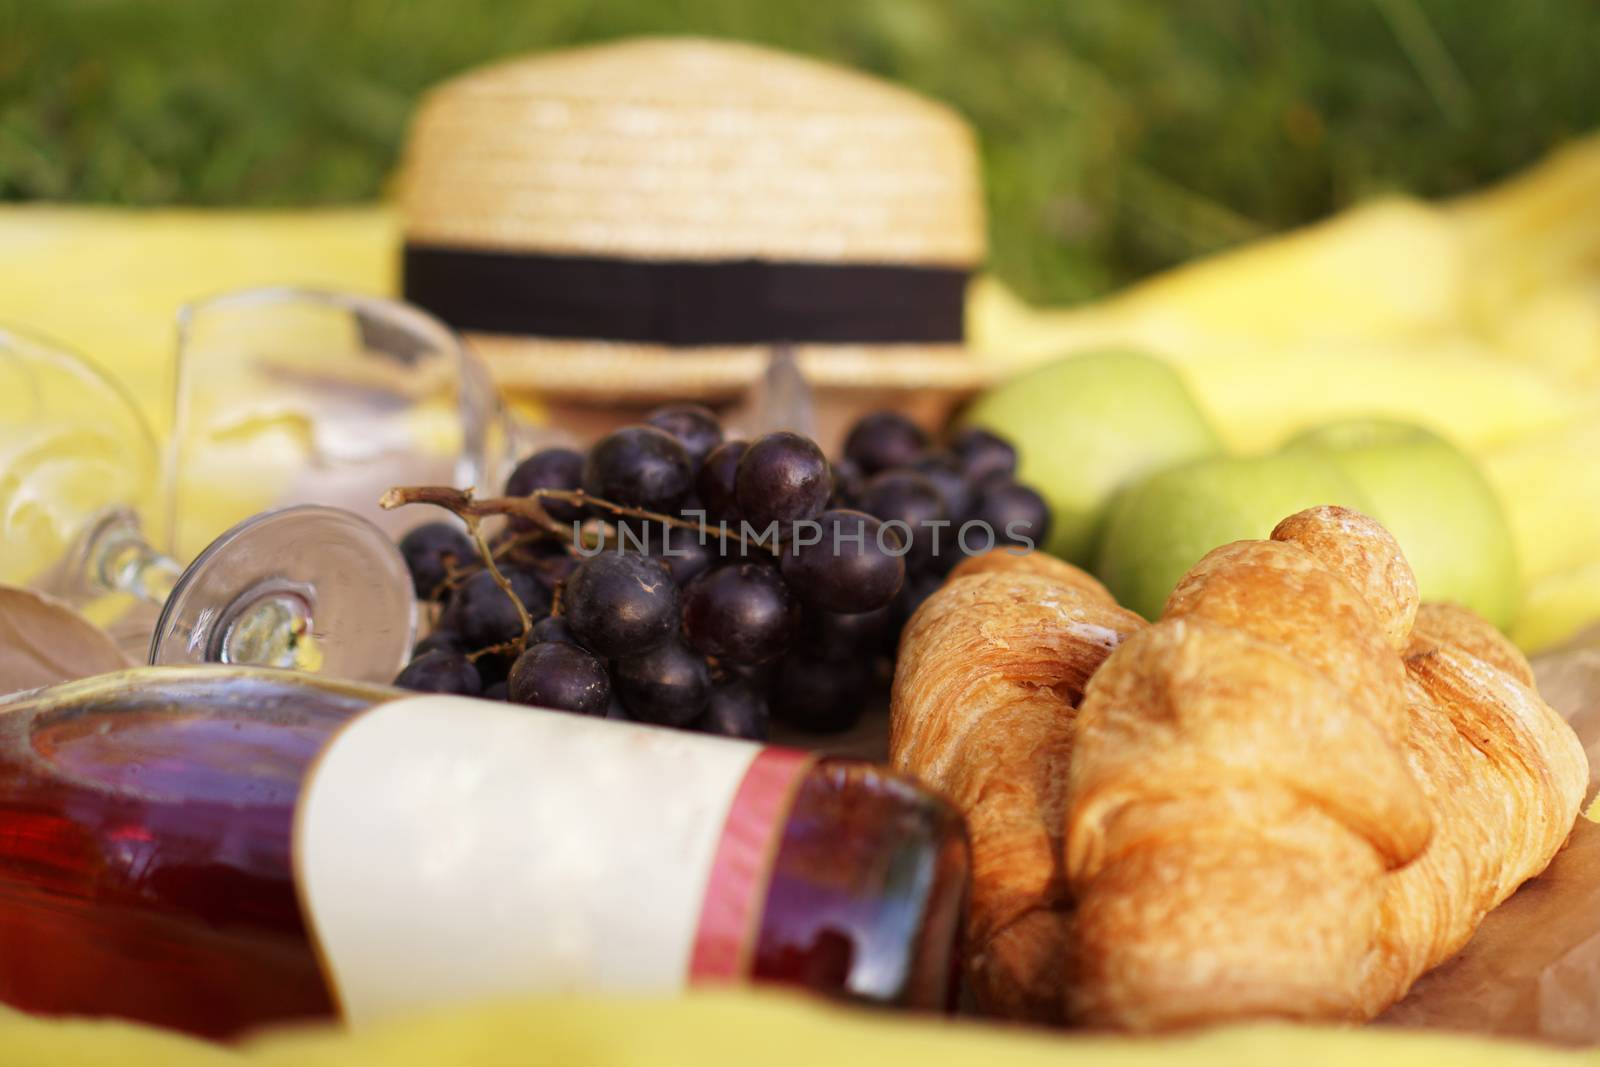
[0,989,1578,1067]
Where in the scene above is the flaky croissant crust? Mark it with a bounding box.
[891,550,1144,1020]
[892,507,1587,1029]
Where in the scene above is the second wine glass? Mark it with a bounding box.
[151,287,515,678]
[167,286,509,558]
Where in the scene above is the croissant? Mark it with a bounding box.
[892,549,1145,1019]
[892,506,1587,1029]
[1374,602,1587,1008]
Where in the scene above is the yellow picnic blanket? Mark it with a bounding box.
[0,990,1587,1067]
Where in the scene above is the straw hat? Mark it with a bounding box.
[398,37,988,406]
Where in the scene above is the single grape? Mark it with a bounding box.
[613,639,712,727]
[412,627,462,658]
[494,532,567,568]
[780,509,905,614]
[695,678,770,740]
[482,680,509,701]
[798,604,893,662]
[681,562,799,665]
[447,572,515,651]
[911,451,976,524]
[968,481,1052,550]
[659,524,716,585]
[508,567,553,615]
[843,411,928,475]
[434,595,463,637]
[508,641,611,715]
[398,522,477,601]
[645,403,724,469]
[858,470,947,572]
[616,521,717,587]
[394,649,483,696]
[735,432,831,531]
[769,652,873,733]
[509,565,551,605]
[505,447,586,524]
[829,457,865,509]
[949,426,1018,484]
[695,439,748,525]
[450,567,549,650]
[563,552,680,658]
[495,532,576,584]
[531,615,580,645]
[584,425,694,512]
[525,550,578,593]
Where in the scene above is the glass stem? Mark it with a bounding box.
[85,509,183,605]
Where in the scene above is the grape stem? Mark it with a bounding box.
[489,528,560,561]
[465,636,525,665]
[402,491,536,650]
[380,485,776,553]
[380,485,563,532]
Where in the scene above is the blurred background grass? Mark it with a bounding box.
[1,0,1596,303]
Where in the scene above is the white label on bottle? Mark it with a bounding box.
[294,696,761,1025]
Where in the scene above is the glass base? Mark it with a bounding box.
[149,505,416,683]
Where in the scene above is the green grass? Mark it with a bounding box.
[2,0,1596,302]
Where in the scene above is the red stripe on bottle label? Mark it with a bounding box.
[688,747,815,981]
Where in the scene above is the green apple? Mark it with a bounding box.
[961,349,1221,563]
[1094,452,1373,621]
[1283,419,1520,628]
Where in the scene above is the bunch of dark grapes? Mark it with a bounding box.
[391,405,1050,740]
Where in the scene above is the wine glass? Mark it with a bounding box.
[155,286,521,678]
[145,503,414,678]
[0,294,506,682]
[167,286,512,559]
[0,323,414,680]
[0,325,163,600]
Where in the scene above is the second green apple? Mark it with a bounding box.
[1282,419,1519,628]
[1096,419,1519,626]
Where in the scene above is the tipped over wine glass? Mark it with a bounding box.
[0,290,511,681]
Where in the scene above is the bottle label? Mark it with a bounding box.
[294,696,812,1024]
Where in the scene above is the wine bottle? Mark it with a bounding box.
[0,667,968,1039]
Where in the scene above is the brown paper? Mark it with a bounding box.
[1381,817,1600,1043]
[1531,633,1600,796]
